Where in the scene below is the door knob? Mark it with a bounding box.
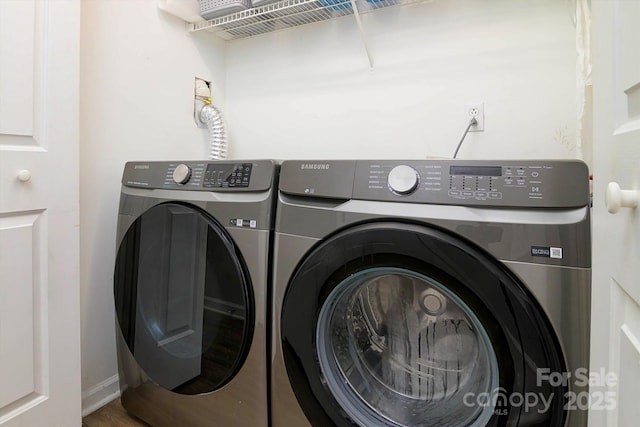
[17,170,32,183]
[605,182,639,213]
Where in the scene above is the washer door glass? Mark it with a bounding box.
[316,267,498,427]
[114,202,253,395]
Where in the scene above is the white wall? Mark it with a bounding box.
[79,0,226,414]
[225,0,578,160]
[78,0,579,415]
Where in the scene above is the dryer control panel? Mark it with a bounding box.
[122,160,275,192]
[280,160,590,208]
[202,162,253,188]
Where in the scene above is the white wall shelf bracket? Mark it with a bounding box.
[349,0,374,69]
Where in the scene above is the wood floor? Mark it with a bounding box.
[82,398,148,427]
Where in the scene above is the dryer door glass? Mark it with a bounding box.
[114,202,253,395]
[316,267,498,427]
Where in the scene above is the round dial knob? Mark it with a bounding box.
[172,164,192,185]
[388,165,419,195]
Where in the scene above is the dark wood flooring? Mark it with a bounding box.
[84,313,244,425]
[82,398,148,427]
[173,312,244,395]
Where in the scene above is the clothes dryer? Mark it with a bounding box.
[114,160,277,427]
[271,160,591,427]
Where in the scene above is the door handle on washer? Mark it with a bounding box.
[605,182,639,213]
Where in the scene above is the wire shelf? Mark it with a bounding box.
[190,0,421,40]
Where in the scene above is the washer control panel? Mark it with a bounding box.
[352,160,588,207]
[447,165,508,201]
[279,160,590,208]
[122,160,274,192]
[447,164,547,202]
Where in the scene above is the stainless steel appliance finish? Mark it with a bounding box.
[271,159,591,427]
[114,160,277,427]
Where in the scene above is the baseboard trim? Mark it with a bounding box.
[81,374,121,417]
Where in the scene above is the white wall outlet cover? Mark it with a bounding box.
[465,102,485,132]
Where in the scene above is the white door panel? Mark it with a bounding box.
[0,212,44,411]
[591,0,640,426]
[0,0,80,425]
[611,283,640,427]
[0,0,35,136]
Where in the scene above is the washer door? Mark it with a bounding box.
[281,222,566,427]
[114,202,254,395]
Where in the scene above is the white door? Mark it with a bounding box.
[0,0,81,425]
[590,0,640,426]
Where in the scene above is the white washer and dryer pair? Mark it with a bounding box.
[271,159,591,427]
[114,158,591,427]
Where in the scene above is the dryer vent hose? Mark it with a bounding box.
[200,103,228,160]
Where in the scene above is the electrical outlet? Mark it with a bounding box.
[465,102,484,132]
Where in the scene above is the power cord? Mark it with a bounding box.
[452,117,478,159]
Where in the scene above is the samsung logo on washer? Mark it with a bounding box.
[301,163,330,170]
[134,165,150,170]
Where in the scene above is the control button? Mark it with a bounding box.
[531,171,540,178]
[504,168,513,175]
[172,164,192,185]
[462,191,474,197]
[516,168,525,176]
[449,190,461,196]
[388,165,420,195]
[475,192,488,198]
[489,192,502,199]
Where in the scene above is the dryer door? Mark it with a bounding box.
[114,202,254,395]
[281,222,567,427]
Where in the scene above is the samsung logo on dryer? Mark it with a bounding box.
[300,163,330,170]
[134,165,150,170]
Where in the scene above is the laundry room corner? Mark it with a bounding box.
[10,0,640,423]
[76,0,596,422]
[78,0,228,415]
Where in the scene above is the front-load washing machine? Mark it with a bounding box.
[271,160,591,427]
[114,160,278,426]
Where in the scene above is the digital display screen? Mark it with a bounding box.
[450,166,502,177]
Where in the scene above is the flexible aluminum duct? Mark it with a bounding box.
[200,103,228,160]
